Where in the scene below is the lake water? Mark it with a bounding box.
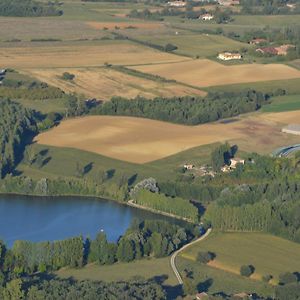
[0,194,181,247]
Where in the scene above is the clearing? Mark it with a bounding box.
[131,59,300,88]
[180,232,300,284]
[23,67,205,100]
[35,111,300,164]
[57,257,177,285]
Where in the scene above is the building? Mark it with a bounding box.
[0,69,6,76]
[218,52,242,60]
[282,124,300,136]
[275,44,295,56]
[287,3,296,9]
[200,13,214,20]
[184,164,194,170]
[230,158,245,168]
[249,38,267,45]
[256,47,278,55]
[167,1,186,7]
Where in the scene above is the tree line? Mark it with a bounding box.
[92,90,270,125]
[0,0,63,17]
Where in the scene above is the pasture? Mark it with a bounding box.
[57,257,177,285]
[180,232,300,284]
[131,59,300,88]
[0,40,187,69]
[128,32,250,58]
[23,67,205,100]
[35,111,300,164]
[261,94,300,113]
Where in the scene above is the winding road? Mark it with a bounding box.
[170,228,212,285]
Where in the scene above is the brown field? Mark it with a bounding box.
[0,41,187,69]
[24,67,205,100]
[86,21,164,30]
[131,59,300,87]
[35,111,300,163]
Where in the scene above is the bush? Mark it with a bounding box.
[279,272,298,285]
[165,43,178,52]
[240,265,254,277]
[262,274,273,282]
[197,251,215,264]
[62,72,75,81]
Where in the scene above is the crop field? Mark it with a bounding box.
[131,59,300,87]
[35,111,300,164]
[57,257,177,285]
[180,232,300,284]
[0,40,187,69]
[24,67,204,100]
[232,14,300,26]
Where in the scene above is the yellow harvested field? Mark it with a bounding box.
[131,59,300,87]
[86,21,164,30]
[35,111,300,163]
[0,42,187,69]
[23,67,205,100]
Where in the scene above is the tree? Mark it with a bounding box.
[211,143,231,171]
[62,72,75,81]
[279,272,298,285]
[116,238,135,262]
[2,279,25,300]
[240,265,255,277]
[197,251,215,264]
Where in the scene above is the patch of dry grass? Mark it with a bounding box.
[132,59,300,87]
[35,111,300,163]
[23,67,205,100]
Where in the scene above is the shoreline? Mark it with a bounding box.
[0,191,192,223]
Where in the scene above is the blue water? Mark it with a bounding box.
[0,194,180,247]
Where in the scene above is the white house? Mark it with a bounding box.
[218,52,242,60]
[167,1,186,7]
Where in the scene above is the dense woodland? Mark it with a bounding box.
[0,100,36,178]
[0,0,63,17]
[93,90,270,125]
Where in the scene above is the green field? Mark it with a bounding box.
[261,94,300,112]
[232,14,300,26]
[57,257,177,286]
[180,232,300,284]
[131,32,250,58]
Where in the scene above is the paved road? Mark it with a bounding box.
[170,228,212,285]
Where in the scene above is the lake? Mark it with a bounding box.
[0,194,181,247]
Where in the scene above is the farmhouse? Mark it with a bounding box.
[287,3,296,9]
[221,158,245,173]
[168,0,186,7]
[282,124,300,136]
[200,13,214,20]
[218,52,242,60]
[249,38,267,45]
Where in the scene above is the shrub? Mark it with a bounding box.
[262,274,273,283]
[62,72,75,81]
[165,43,178,52]
[197,251,215,264]
[240,265,254,277]
[279,272,298,285]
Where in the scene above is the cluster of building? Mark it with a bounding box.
[200,13,214,20]
[256,44,295,56]
[218,0,240,6]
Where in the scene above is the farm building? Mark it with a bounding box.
[282,124,300,136]
[275,44,295,56]
[168,0,186,7]
[200,13,214,20]
[218,52,242,60]
[256,47,278,55]
[184,164,194,170]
